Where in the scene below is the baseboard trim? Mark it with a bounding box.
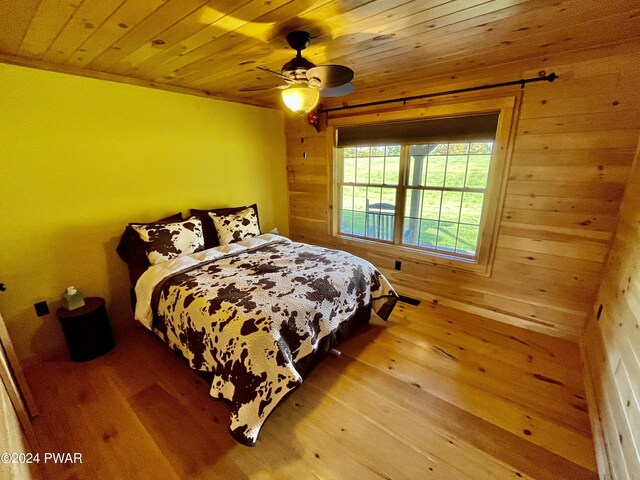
[393,284,580,341]
[580,335,613,480]
[20,344,67,371]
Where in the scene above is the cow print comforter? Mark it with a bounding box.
[134,234,397,446]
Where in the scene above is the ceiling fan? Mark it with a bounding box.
[256,31,355,114]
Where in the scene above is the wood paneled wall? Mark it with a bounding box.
[581,139,640,478]
[285,40,640,340]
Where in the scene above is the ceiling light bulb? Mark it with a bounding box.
[281,84,320,114]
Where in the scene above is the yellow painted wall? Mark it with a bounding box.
[0,63,289,362]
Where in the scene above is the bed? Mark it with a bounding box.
[117,205,397,446]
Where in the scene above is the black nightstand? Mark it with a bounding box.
[57,297,115,362]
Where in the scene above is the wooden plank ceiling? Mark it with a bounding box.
[1,0,639,108]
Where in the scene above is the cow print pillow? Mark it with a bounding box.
[132,217,205,265]
[209,207,261,245]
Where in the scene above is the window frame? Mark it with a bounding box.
[329,96,518,276]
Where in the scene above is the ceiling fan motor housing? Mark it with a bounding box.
[282,31,316,80]
[281,57,316,80]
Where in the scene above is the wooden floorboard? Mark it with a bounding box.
[23,302,597,479]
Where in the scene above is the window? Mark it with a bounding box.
[332,99,515,272]
[341,141,492,258]
[341,145,400,241]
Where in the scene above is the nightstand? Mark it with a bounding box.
[57,297,115,362]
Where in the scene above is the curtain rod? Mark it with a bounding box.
[319,71,558,114]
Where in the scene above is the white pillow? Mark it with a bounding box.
[209,207,261,245]
[132,217,204,265]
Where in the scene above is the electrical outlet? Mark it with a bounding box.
[34,301,49,317]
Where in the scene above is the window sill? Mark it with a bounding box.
[332,233,493,276]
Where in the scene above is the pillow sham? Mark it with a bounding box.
[132,217,204,265]
[116,212,183,266]
[190,203,260,248]
[209,207,261,245]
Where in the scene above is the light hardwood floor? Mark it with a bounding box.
[24,302,597,479]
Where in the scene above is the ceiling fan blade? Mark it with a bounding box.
[256,65,292,81]
[238,84,281,92]
[320,82,355,98]
[307,65,354,88]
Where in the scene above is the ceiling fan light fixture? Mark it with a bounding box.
[255,31,355,112]
[281,84,320,114]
